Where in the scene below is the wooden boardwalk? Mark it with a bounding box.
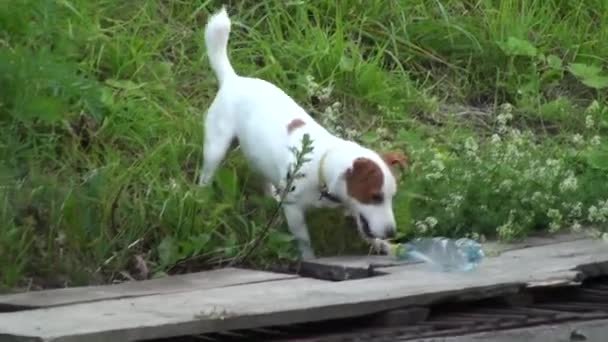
[1,232,607,342]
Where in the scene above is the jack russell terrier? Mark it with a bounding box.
[199,7,408,259]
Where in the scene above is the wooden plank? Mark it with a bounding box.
[481,230,595,256]
[1,238,607,342]
[307,255,417,270]
[308,231,594,271]
[298,261,374,281]
[0,268,296,310]
[417,318,608,342]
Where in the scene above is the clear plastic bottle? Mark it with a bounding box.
[388,237,484,272]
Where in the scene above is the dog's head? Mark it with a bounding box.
[338,151,408,240]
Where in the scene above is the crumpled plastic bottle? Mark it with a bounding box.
[387,237,484,272]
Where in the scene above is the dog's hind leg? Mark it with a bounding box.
[198,111,235,186]
[199,137,233,186]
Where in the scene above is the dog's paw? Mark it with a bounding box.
[343,208,355,218]
[298,245,316,260]
[198,174,212,187]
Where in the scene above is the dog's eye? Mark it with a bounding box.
[371,193,384,204]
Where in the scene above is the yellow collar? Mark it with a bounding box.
[318,149,331,188]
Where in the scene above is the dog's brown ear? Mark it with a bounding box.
[344,158,384,204]
[382,152,408,169]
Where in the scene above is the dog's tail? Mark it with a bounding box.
[205,7,236,85]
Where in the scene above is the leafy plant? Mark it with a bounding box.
[568,63,608,90]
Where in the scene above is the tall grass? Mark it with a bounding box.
[1,0,607,290]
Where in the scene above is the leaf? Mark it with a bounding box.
[397,129,425,150]
[105,79,144,91]
[499,37,537,57]
[339,55,354,72]
[190,234,211,255]
[20,96,65,123]
[580,75,608,89]
[568,63,602,79]
[150,61,173,80]
[216,168,239,202]
[361,131,379,145]
[100,87,115,107]
[567,63,608,89]
[157,236,178,267]
[539,97,572,121]
[585,144,608,171]
[546,55,562,69]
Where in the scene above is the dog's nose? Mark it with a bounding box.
[384,227,396,239]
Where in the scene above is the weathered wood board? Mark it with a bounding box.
[308,231,594,270]
[420,318,608,342]
[0,267,296,309]
[1,238,607,342]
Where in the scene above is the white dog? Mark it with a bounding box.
[199,7,408,259]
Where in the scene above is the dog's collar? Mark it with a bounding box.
[318,148,342,203]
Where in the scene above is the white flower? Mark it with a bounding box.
[549,222,561,233]
[600,200,608,217]
[55,231,66,245]
[585,115,594,129]
[508,143,526,161]
[415,221,429,233]
[572,134,584,145]
[586,100,600,114]
[571,221,582,233]
[497,221,517,240]
[532,191,544,203]
[591,135,601,146]
[449,194,464,208]
[547,208,563,233]
[425,216,438,228]
[425,172,442,181]
[509,128,523,141]
[376,127,389,137]
[559,172,578,192]
[430,159,445,172]
[464,137,479,152]
[305,75,320,97]
[318,84,334,101]
[546,159,559,167]
[491,134,501,144]
[588,205,607,223]
[499,179,513,192]
[344,128,359,139]
[547,208,562,220]
[568,202,583,219]
[497,113,512,123]
[496,113,513,134]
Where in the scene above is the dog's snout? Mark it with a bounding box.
[384,226,396,239]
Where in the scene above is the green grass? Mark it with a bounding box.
[1,0,608,291]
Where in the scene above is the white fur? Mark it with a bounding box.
[199,7,398,259]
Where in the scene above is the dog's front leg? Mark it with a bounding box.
[282,204,315,260]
